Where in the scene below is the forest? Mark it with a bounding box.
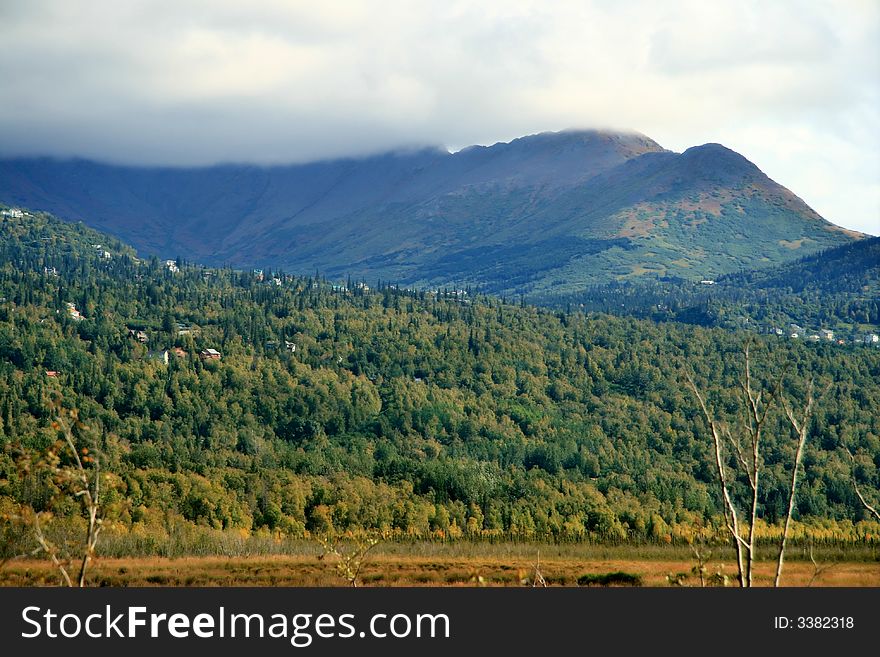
[0,208,878,558]
[532,237,880,332]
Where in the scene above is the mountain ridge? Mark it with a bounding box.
[0,129,861,294]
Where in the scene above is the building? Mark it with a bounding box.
[164,259,179,273]
[146,350,169,365]
[865,334,879,345]
[128,328,148,343]
[285,341,297,353]
[820,329,834,341]
[45,370,59,377]
[172,347,187,358]
[200,348,221,361]
[65,302,84,321]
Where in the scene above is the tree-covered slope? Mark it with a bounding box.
[1,208,877,545]
[535,237,880,335]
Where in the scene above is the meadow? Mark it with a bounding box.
[2,541,877,587]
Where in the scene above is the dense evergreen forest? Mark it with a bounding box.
[533,237,880,333]
[1,208,878,550]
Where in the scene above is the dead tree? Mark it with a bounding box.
[842,445,880,522]
[316,531,383,587]
[805,540,838,587]
[17,402,104,587]
[685,342,817,588]
[774,382,815,587]
[531,550,547,587]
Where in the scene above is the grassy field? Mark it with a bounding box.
[2,542,878,587]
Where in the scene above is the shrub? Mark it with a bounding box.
[577,571,642,586]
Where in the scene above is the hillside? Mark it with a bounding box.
[0,130,859,295]
[721,237,880,296]
[0,208,878,548]
[535,237,880,334]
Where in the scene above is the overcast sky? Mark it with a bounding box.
[0,0,877,235]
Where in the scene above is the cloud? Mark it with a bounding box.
[0,0,877,234]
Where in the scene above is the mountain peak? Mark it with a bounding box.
[0,129,858,295]
[677,142,764,183]
[491,128,666,157]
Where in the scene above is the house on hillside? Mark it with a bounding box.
[128,328,148,343]
[820,329,834,341]
[45,370,59,378]
[865,333,879,345]
[172,347,187,358]
[65,302,84,321]
[285,341,297,353]
[200,348,221,361]
[147,349,169,365]
[165,259,179,273]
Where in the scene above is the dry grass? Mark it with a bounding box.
[779,238,807,250]
[2,548,877,587]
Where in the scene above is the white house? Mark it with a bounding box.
[146,350,169,365]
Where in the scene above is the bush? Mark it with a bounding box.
[577,571,642,586]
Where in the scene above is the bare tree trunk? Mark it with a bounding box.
[77,461,102,588]
[32,511,73,587]
[686,344,787,588]
[686,373,748,587]
[843,446,880,522]
[775,382,814,587]
[28,405,104,588]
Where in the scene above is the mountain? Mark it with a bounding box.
[0,129,861,294]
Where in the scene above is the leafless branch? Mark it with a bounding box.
[317,531,384,587]
[843,445,880,522]
[685,371,747,587]
[23,402,104,588]
[774,381,815,587]
[806,542,839,587]
[31,510,73,587]
[531,549,547,588]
